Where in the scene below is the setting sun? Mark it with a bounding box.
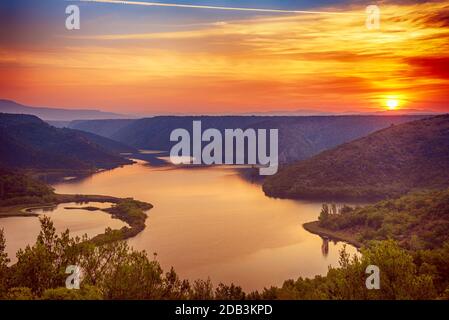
[386,99,399,110]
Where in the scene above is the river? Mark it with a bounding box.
[1,158,358,291]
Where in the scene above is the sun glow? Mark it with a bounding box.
[2,1,448,113]
[386,99,399,110]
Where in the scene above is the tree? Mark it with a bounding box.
[190,279,214,300]
[319,204,330,223]
[361,240,436,299]
[0,229,10,298]
[215,283,245,300]
[10,216,84,295]
[161,267,190,300]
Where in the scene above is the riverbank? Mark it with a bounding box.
[0,194,118,216]
[0,193,153,245]
[303,221,362,248]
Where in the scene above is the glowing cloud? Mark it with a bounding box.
[1,1,448,113]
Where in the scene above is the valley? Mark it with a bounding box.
[1,112,448,298]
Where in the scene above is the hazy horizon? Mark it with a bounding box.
[1,0,448,115]
[0,98,444,119]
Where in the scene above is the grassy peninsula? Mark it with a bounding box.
[0,168,152,244]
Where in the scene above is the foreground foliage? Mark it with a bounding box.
[318,189,449,249]
[1,217,448,300]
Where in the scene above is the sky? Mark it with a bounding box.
[0,0,448,115]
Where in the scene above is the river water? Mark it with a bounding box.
[1,159,358,291]
[0,202,126,263]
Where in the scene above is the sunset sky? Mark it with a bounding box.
[0,0,448,114]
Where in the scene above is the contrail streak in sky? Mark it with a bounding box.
[76,0,364,16]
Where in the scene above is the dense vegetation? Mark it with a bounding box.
[267,240,449,300]
[1,168,448,300]
[317,189,449,250]
[0,168,151,243]
[69,115,424,163]
[0,218,246,300]
[91,199,152,245]
[264,115,449,200]
[0,168,55,206]
[1,112,447,300]
[1,217,449,300]
[69,129,136,155]
[0,113,133,171]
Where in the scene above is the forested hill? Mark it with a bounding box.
[68,115,426,163]
[0,168,55,205]
[0,113,134,170]
[263,115,449,200]
[315,189,449,250]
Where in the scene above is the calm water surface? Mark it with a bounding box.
[50,159,358,291]
[0,202,126,263]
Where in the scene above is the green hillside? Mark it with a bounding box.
[263,115,449,200]
[0,113,133,171]
[0,168,55,206]
[69,115,425,163]
[315,189,449,250]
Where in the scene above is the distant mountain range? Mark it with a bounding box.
[240,108,441,116]
[68,115,427,163]
[68,119,136,137]
[0,99,440,123]
[263,114,449,200]
[0,99,130,121]
[0,113,135,170]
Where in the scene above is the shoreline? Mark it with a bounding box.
[0,194,121,217]
[303,221,362,248]
[0,193,152,245]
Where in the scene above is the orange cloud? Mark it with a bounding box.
[1,1,448,113]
